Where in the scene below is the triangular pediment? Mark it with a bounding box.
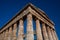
[0,3,54,32]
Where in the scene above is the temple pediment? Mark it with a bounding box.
[0,3,58,40]
[0,3,54,31]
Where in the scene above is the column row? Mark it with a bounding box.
[0,14,58,40]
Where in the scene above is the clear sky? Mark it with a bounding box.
[0,0,60,39]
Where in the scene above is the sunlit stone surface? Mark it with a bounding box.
[0,3,58,40]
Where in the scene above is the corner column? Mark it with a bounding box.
[54,30,58,40]
[18,18,24,40]
[36,19,43,40]
[42,23,49,40]
[46,26,53,40]
[26,14,34,40]
[51,29,56,40]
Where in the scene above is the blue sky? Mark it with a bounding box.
[0,0,60,39]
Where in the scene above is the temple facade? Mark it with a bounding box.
[0,3,58,40]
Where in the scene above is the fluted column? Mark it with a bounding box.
[26,14,34,40]
[6,29,9,40]
[54,30,58,40]
[47,26,53,40]
[18,19,24,40]
[3,32,5,40]
[4,31,6,40]
[1,33,2,40]
[51,29,56,40]
[2,32,3,40]
[9,26,13,40]
[4,29,9,40]
[42,23,49,40]
[36,19,43,40]
[0,34,1,40]
[13,23,17,40]
[1,33,3,40]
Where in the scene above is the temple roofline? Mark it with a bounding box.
[0,3,54,30]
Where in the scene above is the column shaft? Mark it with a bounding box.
[0,34,1,40]
[1,33,3,40]
[54,30,58,40]
[13,23,17,40]
[4,31,6,40]
[36,19,43,40]
[51,29,56,40]
[18,19,24,40]
[2,32,4,40]
[6,29,9,40]
[3,32,5,40]
[47,26,53,40]
[42,23,49,40]
[26,14,34,40]
[4,29,9,40]
[9,26,13,40]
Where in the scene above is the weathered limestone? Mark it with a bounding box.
[3,32,5,40]
[1,33,3,40]
[51,29,56,40]
[36,19,43,40]
[2,32,4,40]
[47,26,53,40]
[0,3,58,40]
[9,26,13,40]
[4,31,6,40]
[6,29,9,40]
[18,19,24,40]
[13,23,17,40]
[4,29,9,40]
[26,14,34,40]
[0,34,1,40]
[54,30,58,40]
[42,23,49,40]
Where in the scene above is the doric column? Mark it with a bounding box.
[1,33,2,40]
[6,29,9,40]
[18,18,24,40]
[51,29,56,40]
[26,14,34,40]
[54,30,58,40]
[42,22,49,40]
[2,32,4,40]
[0,34,1,40]
[3,32,5,40]
[13,23,17,40]
[46,26,53,40]
[36,19,43,40]
[9,26,13,40]
[4,29,9,40]
[1,33,3,40]
[4,31,6,40]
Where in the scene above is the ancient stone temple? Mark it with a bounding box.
[0,3,58,40]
